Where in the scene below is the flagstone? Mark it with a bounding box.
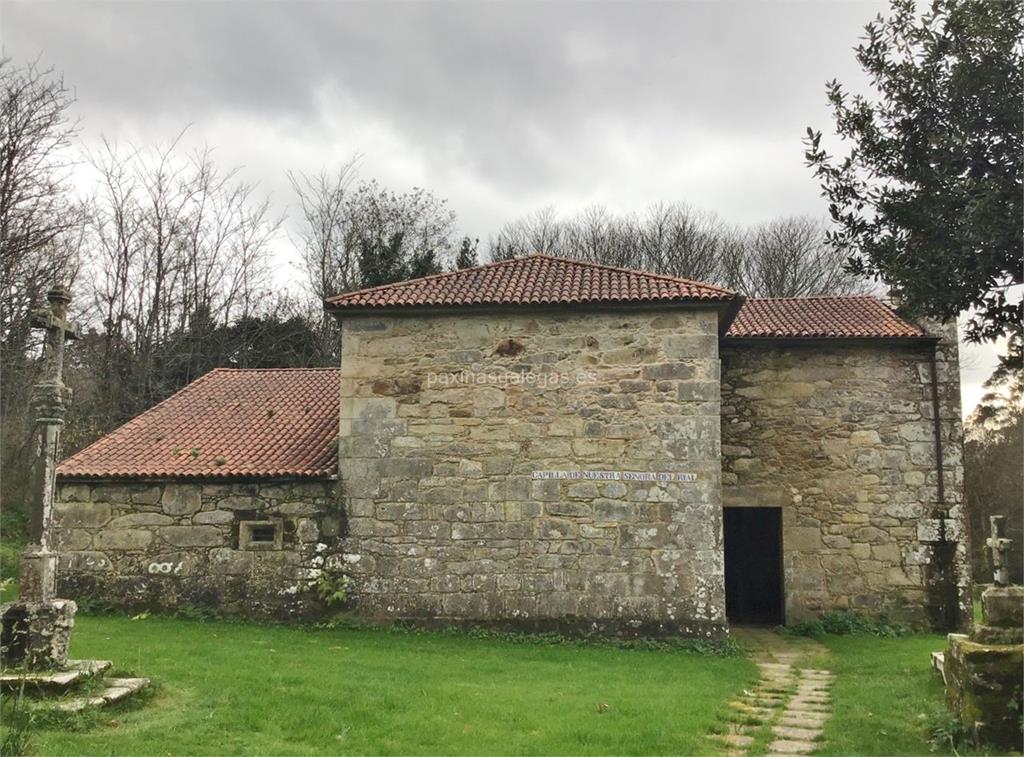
[768,738,818,754]
[773,725,822,741]
[779,713,828,727]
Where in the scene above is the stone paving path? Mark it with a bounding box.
[706,629,834,757]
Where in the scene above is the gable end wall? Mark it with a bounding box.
[720,324,968,629]
[338,307,726,636]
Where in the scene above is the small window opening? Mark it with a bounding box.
[239,520,282,550]
[249,524,276,543]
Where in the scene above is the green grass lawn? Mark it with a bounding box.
[4,612,984,757]
[811,634,954,756]
[21,614,757,756]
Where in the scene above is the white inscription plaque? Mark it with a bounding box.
[531,470,696,482]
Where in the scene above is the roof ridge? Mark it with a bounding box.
[744,294,882,302]
[525,253,735,295]
[325,256,528,304]
[327,249,737,309]
[210,366,341,373]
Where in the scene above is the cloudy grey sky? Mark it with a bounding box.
[0,0,1003,415]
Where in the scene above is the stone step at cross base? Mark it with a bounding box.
[0,659,111,693]
[3,658,150,714]
[56,677,150,713]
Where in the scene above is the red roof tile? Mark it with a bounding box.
[325,253,736,311]
[726,296,928,339]
[57,368,340,480]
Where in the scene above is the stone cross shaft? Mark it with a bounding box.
[985,515,1012,587]
[23,286,80,601]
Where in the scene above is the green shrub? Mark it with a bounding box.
[786,611,910,638]
[928,707,975,752]
[174,604,217,622]
[74,597,120,616]
[314,615,743,656]
[313,571,352,606]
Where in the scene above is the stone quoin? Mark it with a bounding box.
[52,255,970,634]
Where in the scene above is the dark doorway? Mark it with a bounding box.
[724,507,784,625]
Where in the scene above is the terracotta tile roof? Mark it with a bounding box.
[726,296,929,339]
[57,368,340,480]
[324,253,736,311]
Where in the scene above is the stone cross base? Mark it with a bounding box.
[972,585,1024,645]
[941,585,1024,751]
[0,599,77,671]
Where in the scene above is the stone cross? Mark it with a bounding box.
[22,286,80,602]
[985,515,1012,587]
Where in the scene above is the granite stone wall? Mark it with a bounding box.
[338,306,727,635]
[720,324,969,628]
[52,479,341,618]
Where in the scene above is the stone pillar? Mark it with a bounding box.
[941,518,1023,750]
[1,286,80,670]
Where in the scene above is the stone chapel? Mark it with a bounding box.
[51,254,971,635]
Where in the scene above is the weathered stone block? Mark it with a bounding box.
[274,501,320,517]
[788,527,824,551]
[379,458,432,478]
[981,585,1024,629]
[531,479,560,501]
[129,486,163,505]
[208,548,254,575]
[58,484,91,502]
[54,501,111,528]
[217,495,257,511]
[160,526,224,548]
[642,362,696,381]
[849,430,881,446]
[545,501,592,518]
[679,381,720,405]
[193,510,235,525]
[161,485,202,516]
[620,525,669,549]
[296,518,320,543]
[109,513,173,528]
[94,529,153,551]
[52,526,92,551]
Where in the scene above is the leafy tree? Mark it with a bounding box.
[346,181,451,286]
[358,232,408,288]
[455,237,479,269]
[407,248,442,279]
[805,0,1023,371]
[291,171,455,296]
